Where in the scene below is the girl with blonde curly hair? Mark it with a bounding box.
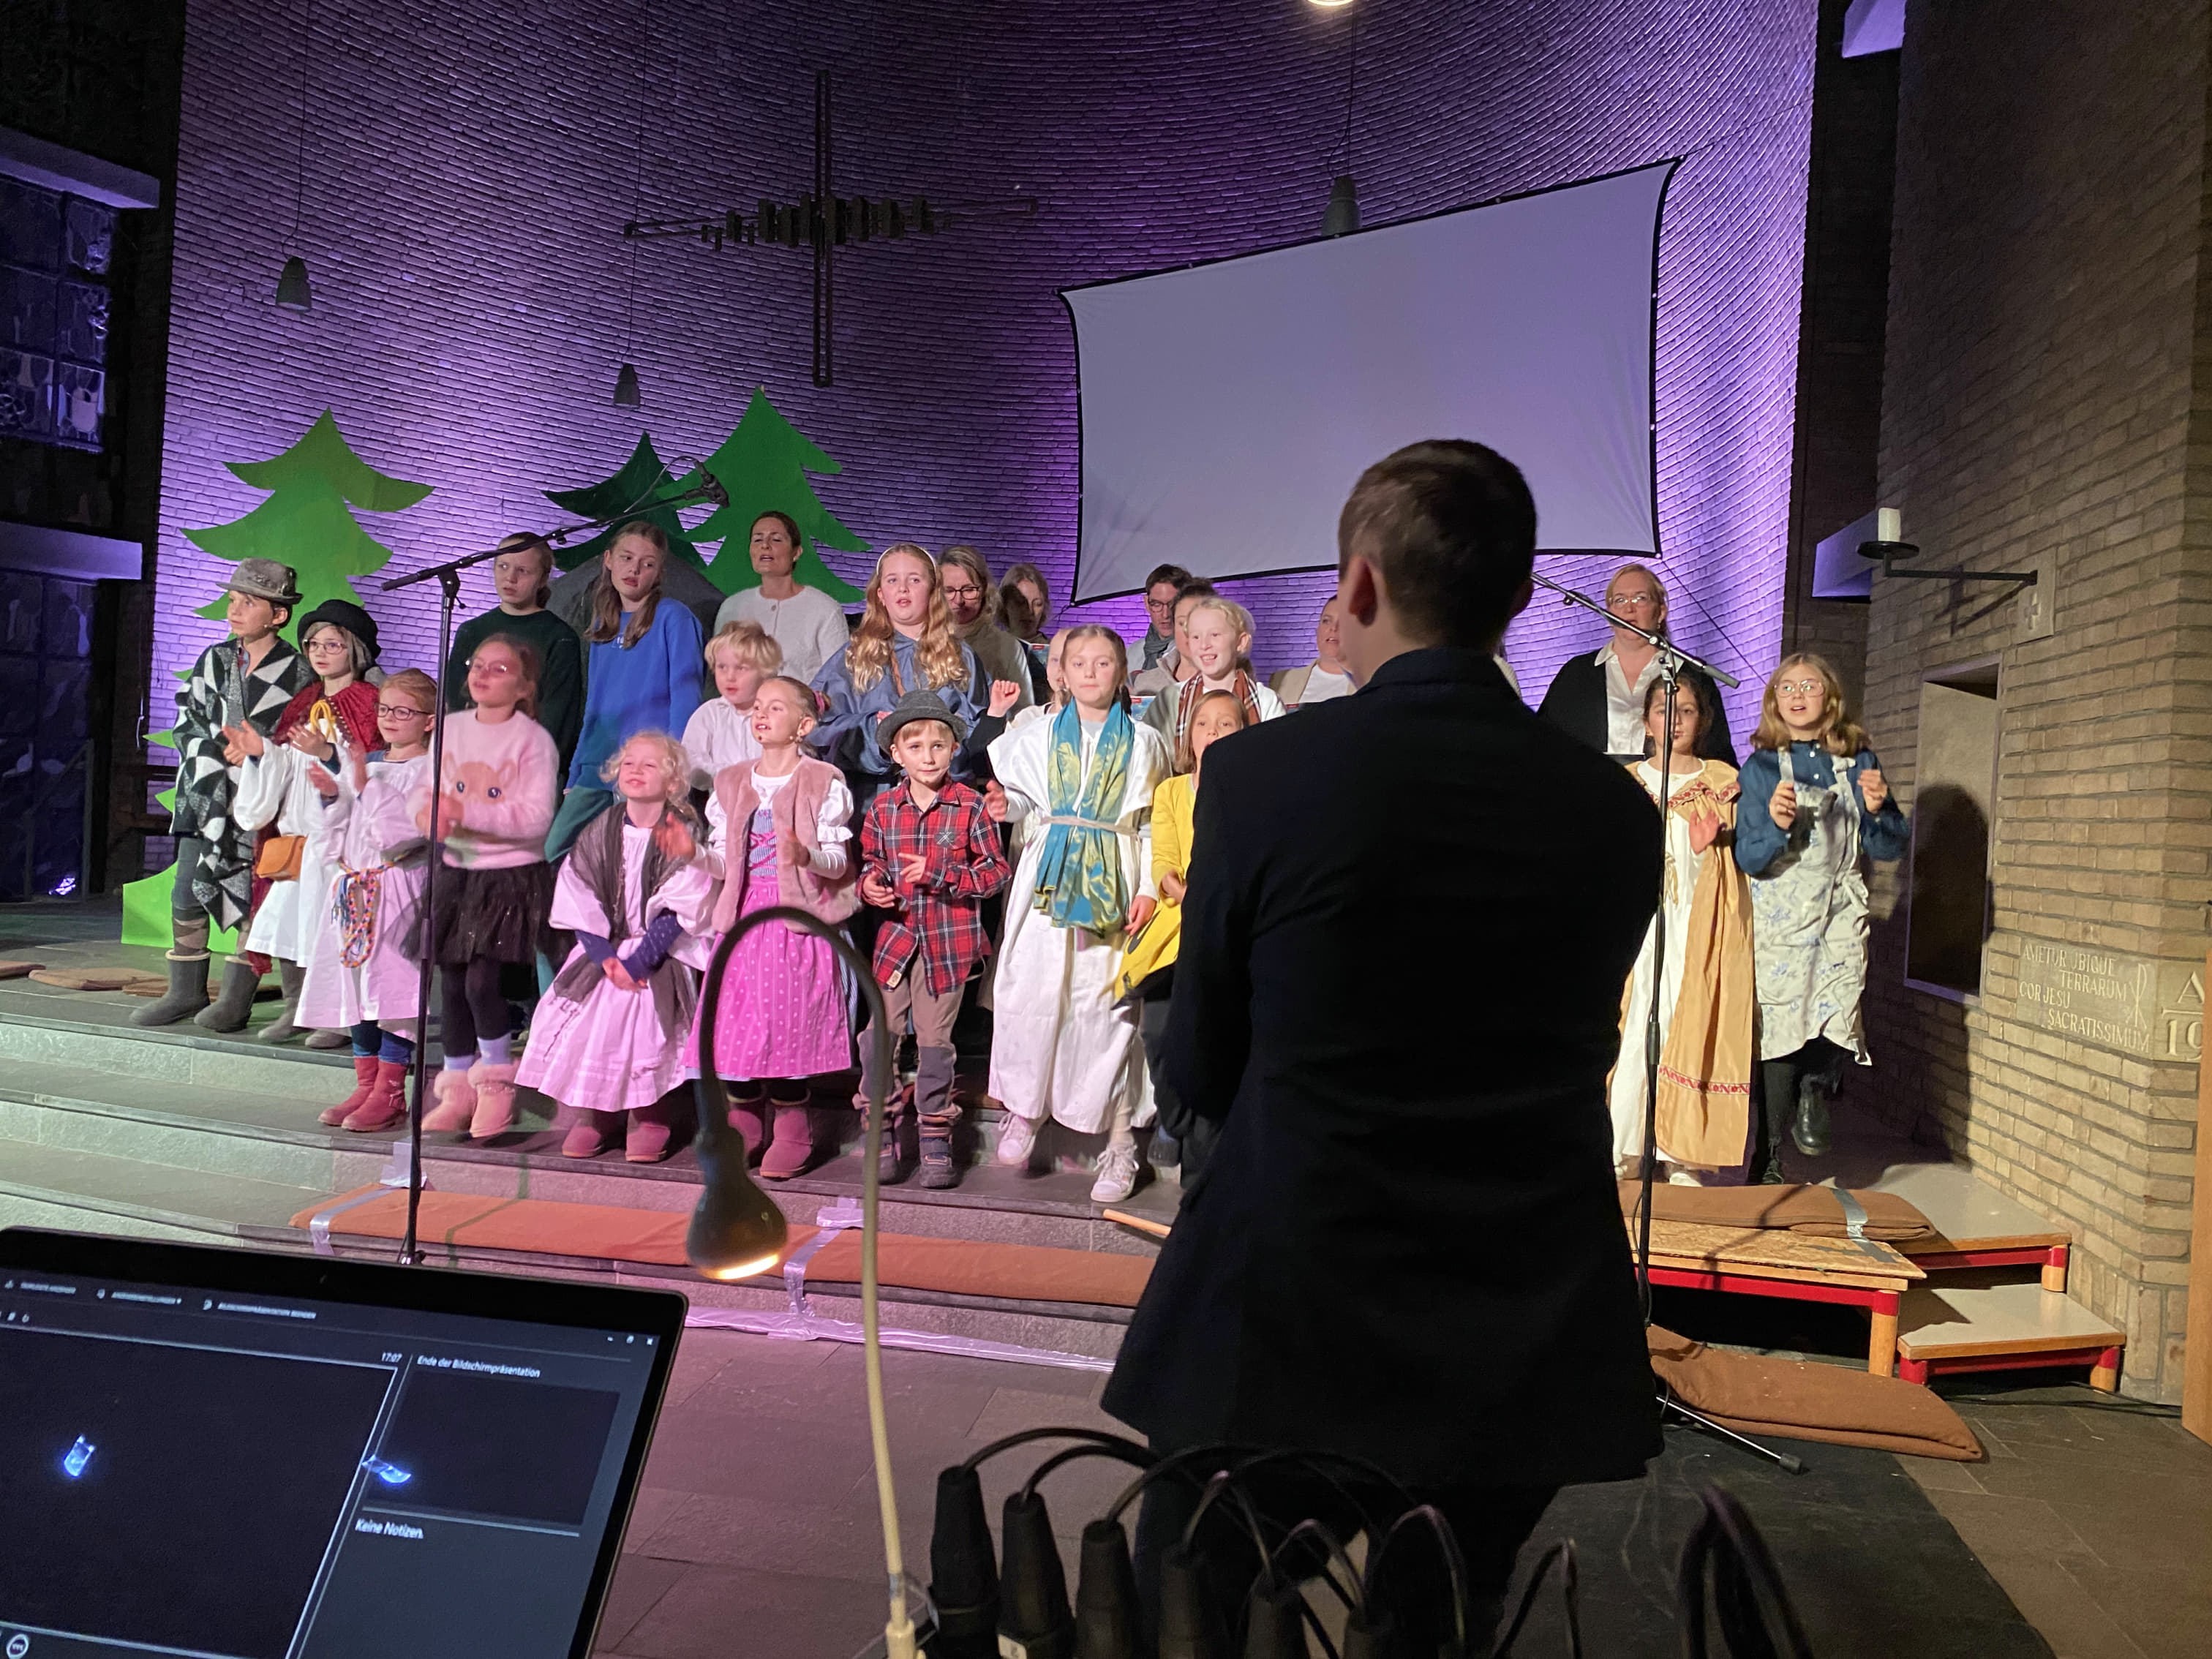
[516,730,716,1163]
[809,543,985,810]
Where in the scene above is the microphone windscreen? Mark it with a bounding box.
[1073,1518,1143,1659]
[998,1489,1074,1659]
[928,1465,998,1658]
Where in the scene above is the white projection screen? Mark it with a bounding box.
[1063,160,1677,601]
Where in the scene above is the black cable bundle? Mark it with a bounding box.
[928,1427,1812,1658]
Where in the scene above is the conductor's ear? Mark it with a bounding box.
[1339,555,1383,628]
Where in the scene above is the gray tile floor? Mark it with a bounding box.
[597,1330,2212,1659]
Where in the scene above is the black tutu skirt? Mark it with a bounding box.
[418,862,556,966]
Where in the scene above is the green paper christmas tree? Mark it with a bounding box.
[683,387,867,601]
[121,412,432,949]
[184,409,434,631]
[543,432,712,572]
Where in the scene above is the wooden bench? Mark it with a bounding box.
[1639,1216,1924,1377]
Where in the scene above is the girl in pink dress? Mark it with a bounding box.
[691,675,859,1178]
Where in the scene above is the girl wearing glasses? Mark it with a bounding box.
[296,669,440,1131]
[1736,653,1908,1180]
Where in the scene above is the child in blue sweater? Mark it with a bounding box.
[544,521,704,860]
[1735,653,1908,1178]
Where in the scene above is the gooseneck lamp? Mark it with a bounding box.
[685,904,913,1656]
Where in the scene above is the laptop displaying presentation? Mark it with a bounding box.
[0,1227,687,1659]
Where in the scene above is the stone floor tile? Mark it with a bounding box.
[590,1554,688,1653]
[2059,1558,2212,1659]
[1954,1553,2146,1659]
[614,1562,886,1659]
[1914,1488,2097,1559]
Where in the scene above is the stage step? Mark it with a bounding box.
[1896,1272,2125,1391]
[0,1001,1165,1361]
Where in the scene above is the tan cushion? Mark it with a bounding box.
[1622,1181,1935,1242]
[1649,1325,1981,1460]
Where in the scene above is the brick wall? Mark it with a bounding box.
[1860,0,2212,1399]
[154,0,1814,734]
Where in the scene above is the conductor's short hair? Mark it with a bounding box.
[1336,440,1537,651]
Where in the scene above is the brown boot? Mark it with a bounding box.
[320,1056,379,1126]
[342,1060,411,1132]
[727,1082,767,1161]
[561,1116,612,1158]
[759,1088,816,1181]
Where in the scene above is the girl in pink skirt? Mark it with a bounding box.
[692,675,858,1178]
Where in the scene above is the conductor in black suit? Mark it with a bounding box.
[1102,440,1663,1646]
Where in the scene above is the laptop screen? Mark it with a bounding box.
[0,1228,686,1659]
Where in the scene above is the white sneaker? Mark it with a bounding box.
[996,1112,1039,1168]
[1089,1140,1140,1203]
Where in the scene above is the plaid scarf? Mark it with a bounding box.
[1174,671,1265,753]
[1031,699,1134,935]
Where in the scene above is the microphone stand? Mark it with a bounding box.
[1533,573,1800,1472]
[377,466,726,1265]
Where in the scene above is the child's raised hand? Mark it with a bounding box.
[603,958,642,992]
[1159,870,1187,906]
[1859,767,1888,813]
[433,795,466,840]
[286,725,335,762]
[219,721,262,764]
[988,679,1020,718]
[776,825,806,869]
[860,869,896,908]
[655,816,697,862]
[349,748,369,794]
[307,764,341,801]
[1688,805,1721,855]
[898,850,930,887]
[982,781,1009,822]
[1769,778,1797,830]
[1125,895,1156,933]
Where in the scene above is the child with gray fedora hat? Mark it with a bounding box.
[137,559,314,1028]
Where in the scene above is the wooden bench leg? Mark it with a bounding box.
[2042,1244,2069,1293]
[1868,1292,1900,1377]
[2090,1345,2121,1393]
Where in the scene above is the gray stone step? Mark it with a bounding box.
[0,1135,331,1241]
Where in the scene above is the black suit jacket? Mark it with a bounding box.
[1537,650,1736,764]
[1102,650,1663,1488]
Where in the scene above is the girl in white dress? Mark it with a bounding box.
[1736,655,1908,1177]
[986,625,1171,1202]
[519,731,715,1162]
[1606,676,1755,1183]
[300,670,437,1131]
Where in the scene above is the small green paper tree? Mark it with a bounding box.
[544,432,712,573]
[185,410,433,632]
[121,411,432,948]
[685,387,867,600]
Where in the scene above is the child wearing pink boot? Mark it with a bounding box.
[412,634,559,1140]
[691,675,857,1179]
[520,731,713,1161]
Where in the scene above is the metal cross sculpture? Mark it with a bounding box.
[622,69,1037,387]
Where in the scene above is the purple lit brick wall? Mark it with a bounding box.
[157,0,1812,737]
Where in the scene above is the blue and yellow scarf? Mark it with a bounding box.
[1031,699,1134,935]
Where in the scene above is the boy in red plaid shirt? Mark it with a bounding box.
[857,691,1015,1186]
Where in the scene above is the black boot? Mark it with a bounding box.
[260,958,307,1043]
[195,958,263,1033]
[858,1026,910,1183]
[1791,1072,1834,1157]
[915,1046,960,1189]
[133,950,211,1028]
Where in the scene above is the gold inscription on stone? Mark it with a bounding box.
[2012,943,2202,1063]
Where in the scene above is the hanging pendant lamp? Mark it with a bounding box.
[1321,6,1361,236]
[276,0,315,309]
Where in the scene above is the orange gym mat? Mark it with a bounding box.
[290,1186,1156,1308]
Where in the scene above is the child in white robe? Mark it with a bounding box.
[985,625,1170,1202]
[301,669,437,1131]
[519,731,715,1163]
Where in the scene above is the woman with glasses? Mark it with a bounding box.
[1536,563,1735,763]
